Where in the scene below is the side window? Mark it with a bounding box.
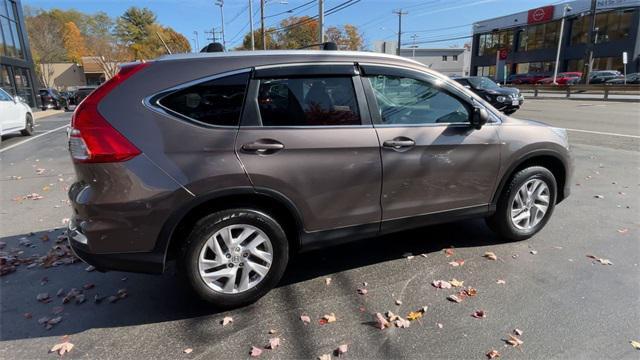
[257,77,360,126]
[159,72,249,126]
[367,75,470,125]
[0,89,10,101]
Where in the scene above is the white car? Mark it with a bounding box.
[0,88,33,137]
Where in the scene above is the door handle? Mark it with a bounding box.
[383,138,415,149]
[242,140,284,153]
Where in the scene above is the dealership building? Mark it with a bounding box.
[0,0,37,107]
[470,0,640,79]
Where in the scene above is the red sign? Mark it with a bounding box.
[498,48,508,60]
[527,5,554,24]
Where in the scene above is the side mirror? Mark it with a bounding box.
[471,107,489,130]
[14,96,26,104]
[464,85,471,89]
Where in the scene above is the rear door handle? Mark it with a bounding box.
[241,140,284,154]
[383,138,415,149]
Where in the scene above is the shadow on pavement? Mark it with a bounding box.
[0,218,505,342]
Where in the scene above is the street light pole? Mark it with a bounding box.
[249,0,255,50]
[552,5,571,85]
[392,9,408,56]
[318,0,325,45]
[260,0,266,50]
[193,31,200,52]
[215,0,226,50]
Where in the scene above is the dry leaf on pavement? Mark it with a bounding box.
[357,288,368,295]
[336,344,348,355]
[395,317,410,328]
[49,336,74,356]
[318,354,331,360]
[321,313,337,324]
[221,316,233,326]
[432,280,452,289]
[449,279,464,287]
[483,252,498,260]
[300,315,311,324]
[514,329,523,336]
[447,294,462,303]
[444,248,455,257]
[406,310,423,321]
[586,255,613,265]
[471,310,486,318]
[486,349,500,359]
[496,279,506,284]
[250,346,262,357]
[325,277,332,285]
[183,348,193,354]
[506,334,524,347]
[375,313,390,329]
[267,337,280,349]
[448,259,465,267]
[630,340,640,350]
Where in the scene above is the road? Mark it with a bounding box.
[1,102,639,359]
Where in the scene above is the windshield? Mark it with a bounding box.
[467,77,500,90]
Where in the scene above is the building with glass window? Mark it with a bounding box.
[470,0,640,80]
[0,0,36,107]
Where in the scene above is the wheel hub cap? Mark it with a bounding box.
[510,179,550,231]
[198,224,273,294]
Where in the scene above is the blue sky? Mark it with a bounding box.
[22,0,558,49]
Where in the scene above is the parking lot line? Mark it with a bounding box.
[0,124,68,153]
[565,128,640,139]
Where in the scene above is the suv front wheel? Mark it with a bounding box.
[181,209,289,308]
[487,166,557,240]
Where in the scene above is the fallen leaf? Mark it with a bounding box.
[268,329,277,334]
[325,277,332,285]
[586,255,613,265]
[85,265,95,272]
[394,317,410,328]
[267,337,280,349]
[183,348,193,354]
[496,279,506,284]
[483,252,498,260]
[318,354,332,360]
[37,293,51,303]
[486,349,500,359]
[375,313,390,329]
[617,228,628,234]
[395,299,402,305]
[250,346,262,357]
[437,323,443,329]
[471,310,486,318]
[23,312,32,319]
[463,287,478,297]
[52,306,64,315]
[447,295,462,303]
[594,195,604,199]
[449,279,464,287]
[49,336,74,356]
[506,334,524,347]
[432,280,452,289]
[82,283,94,290]
[444,248,455,257]
[300,315,311,324]
[530,250,538,255]
[357,288,368,295]
[514,329,523,336]
[322,313,337,324]
[448,259,465,267]
[631,340,640,350]
[336,344,348,355]
[221,316,233,326]
[406,311,423,321]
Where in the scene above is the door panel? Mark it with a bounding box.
[360,67,501,223]
[237,71,382,232]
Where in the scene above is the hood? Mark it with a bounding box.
[485,87,519,96]
[502,116,550,127]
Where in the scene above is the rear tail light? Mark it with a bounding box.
[69,62,149,163]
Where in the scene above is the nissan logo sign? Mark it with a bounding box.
[532,8,546,21]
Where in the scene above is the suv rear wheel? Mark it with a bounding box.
[20,114,33,136]
[487,166,557,240]
[181,209,288,308]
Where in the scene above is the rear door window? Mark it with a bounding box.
[159,72,250,126]
[257,77,360,126]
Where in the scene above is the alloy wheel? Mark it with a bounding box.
[510,179,550,230]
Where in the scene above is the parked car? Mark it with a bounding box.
[453,76,523,115]
[0,88,33,137]
[72,86,97,106]
[605,72,640,84]
[509,72,550,84]
[588,70,624,84]
[38,88,67,111]
[67,51,572,308]
[537,72,582,85]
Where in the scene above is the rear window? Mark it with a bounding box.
[159,72,250,126]
[257,77,360,127]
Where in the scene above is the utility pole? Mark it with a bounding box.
[193,30,200,52]
[260,0,266,50]
[318,0,325,45]
[410,34,418,57]
[584,0,597,84]
[392,9,408,56]
[552,5,571,84]
[249,0,255,50]
[215,0,226,50]
[205,28,218,43]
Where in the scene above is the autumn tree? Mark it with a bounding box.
[240,29,279,50]
[24,10,66,87]
[115,7,156,45]
[62,22,87,63]
[326,24,363,50]
[276,16,318,49]
[133,24,191,59]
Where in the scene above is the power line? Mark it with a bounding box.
[409,34,472,46]
[266,0,360,34]
[265,0,316,19]
[405,23,473,34]
[227,4,249,25]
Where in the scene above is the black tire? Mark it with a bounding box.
[20,114,34,136]
[486,166,557,241]
[181,209,289,308]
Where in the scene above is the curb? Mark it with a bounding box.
[33,110,66,120]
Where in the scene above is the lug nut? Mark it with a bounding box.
[228,263,234,268]
[225,254,231,259]
[239,263,244,267]
[235,247,241,252]
[242,252,249,257]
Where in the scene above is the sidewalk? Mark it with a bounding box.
[33,109,65,120]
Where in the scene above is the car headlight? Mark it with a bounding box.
[496,96,506,102]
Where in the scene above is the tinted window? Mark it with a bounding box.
[160,72,249,126]
[257,77,360,126]
[0,88,10,101]
[367,75,470,125]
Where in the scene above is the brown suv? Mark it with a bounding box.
[67,51,572,307]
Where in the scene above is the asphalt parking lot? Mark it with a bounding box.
[1,100,639,359]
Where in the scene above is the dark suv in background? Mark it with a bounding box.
[453,76,524,115]
[38,88,67,111]
[67,51,572,308]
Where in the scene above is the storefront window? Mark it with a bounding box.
[570,10,634,45]
[0,0,23,60]
[567,57,624,72]
[1,64,13,95]
[477,30,513,56]
[477,65,496,78]
[14,67,34,106]
[515,62,555,74]
[518,20,560,51]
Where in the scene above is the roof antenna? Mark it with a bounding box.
[297,41,338,50]
[156,32,173,54]
[200,42,225,52]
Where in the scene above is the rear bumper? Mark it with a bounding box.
[68,218,164,273]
